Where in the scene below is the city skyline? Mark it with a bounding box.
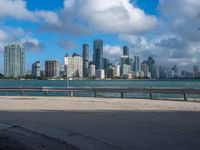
[3,42,200,80]
[0,0,199,73]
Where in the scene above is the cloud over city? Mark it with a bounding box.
[0,0,199,71]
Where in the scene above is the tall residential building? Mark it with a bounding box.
[93,39,103,70]
[4,44,25,77]
[32,61,40,77]
[64,53,83,78]
[82,44,89,78]
[123,46,129,56]
[134,54,141,72]
[45,60,60,78]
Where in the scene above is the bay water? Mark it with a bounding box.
[0,79,200,100]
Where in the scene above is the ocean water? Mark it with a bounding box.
[0,79,200,100]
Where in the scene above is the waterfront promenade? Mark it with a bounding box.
[0,96,200,150]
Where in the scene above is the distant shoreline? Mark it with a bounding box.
[0,78,200,81]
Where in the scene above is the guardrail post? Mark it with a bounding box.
[149,92,152,100]
[20,90,24,96]
[121,92,124,98]
[184,93,187,101]
[94,92,97,97]
[44,91,48,96]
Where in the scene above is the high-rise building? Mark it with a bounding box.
[95,69,105,79]
[64,53,83,78]
[181,70,193,78]
[32,61,40,77]
[121,64,131,75]
[103,58,110,76]
[193,65,200,78]
[141,62,151,78]
[134,54,141,72]
[89,64,96,78]
[193,65,199,73]
[123,46,129,56]
[107,68,115,79]
[107,64,120,79]
[93,39,103,70]
[114,64,120,78]
[147,57,156,79]
[45,60,60,78]
[172,65,178,78]
[4,44,25,78]
[82,44,89,78]
[159,66,166,79]
[159,66,173,79]
[120,55,130,75]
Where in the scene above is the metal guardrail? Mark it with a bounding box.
[0,87,200,100]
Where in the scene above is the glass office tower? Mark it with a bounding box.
[93,39,103,70]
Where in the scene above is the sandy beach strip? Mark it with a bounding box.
[0,96,199,111]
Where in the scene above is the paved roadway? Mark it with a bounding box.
[0,96,200,150]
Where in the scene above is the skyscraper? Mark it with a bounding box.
[147,57,156,78]
[103,58,110,76]
[141,62,151,78]
[172,65,178,78]
[193,65,199,73]
[193,65,200,78]
[64,53,83,78]
[45,60,60,78]
[134,54,141,72]
[123,46,129,56]
[32,61,40,77]
[4,44,25,78]
[120,55,130,75]
[89,64,96,78]
[93,39,103,70]
[82,44,89,78]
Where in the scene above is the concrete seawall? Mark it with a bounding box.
[0,96,200,150]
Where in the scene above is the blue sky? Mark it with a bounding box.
[0,0,199,72]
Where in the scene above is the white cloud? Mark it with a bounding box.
[64,0,75,9]
[43,0,158,35]
[0,0,61,25]
[35,10,61,26]
[73,0,158,34]
[113,0,200,70]
[21,37,45,52]
[0,29,8,41]
[56,40,78,50]
[0,27,44,53]
[104,45,122,60]
[0,0,35,21]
